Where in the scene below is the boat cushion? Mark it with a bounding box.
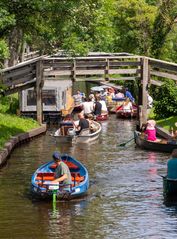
[49,161,79,170]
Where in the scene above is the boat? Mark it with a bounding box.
[116,104,137,118]
[107,97,125,114]
[53,120,102,144]
[134,131,177,153]
[95,113,108,121]
[162,176,177,198]
[31,154,89,200]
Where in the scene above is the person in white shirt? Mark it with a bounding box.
[122,98,133,112]
[147,93,153,108]
[99,99,108,113]
[81,99,94,115]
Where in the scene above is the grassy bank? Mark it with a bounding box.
[0,113,39,149]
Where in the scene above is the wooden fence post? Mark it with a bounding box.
[141,57,149,127]
[36,60,44,124]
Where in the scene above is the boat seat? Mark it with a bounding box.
[49,161,79,170]
[60,125,74,136]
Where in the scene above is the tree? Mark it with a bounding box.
[113,0,157,55]
[151,0,177,58]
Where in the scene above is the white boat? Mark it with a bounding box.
[53,121,102,144]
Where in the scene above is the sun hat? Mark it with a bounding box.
[52,151,61,160]
[146,120,156,130]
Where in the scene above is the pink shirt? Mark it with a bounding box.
[144,129,157,141]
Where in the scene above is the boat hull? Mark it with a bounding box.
[116,104,137,118]
[96,113,108,121]
[31,155,89,200]
[134,131,177,153]
[54,121,102,144]
[163,176,177,198]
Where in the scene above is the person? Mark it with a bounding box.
[167,149,177,179]
[93,97,102,116]
[81,98,94,116]
[99,98,108,113]
[115,90,125,98]
[75,113,90,135]
[168,130,177,145]
[147,93,153,108]
[122,98,133,113]
[52,151,72,191]
[144,119,157,141]
[124,88,135,102]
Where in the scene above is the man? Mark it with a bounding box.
[76,113,89,135]
[52,151,72,191]
[93,97,102,116]
[167,149,177,179]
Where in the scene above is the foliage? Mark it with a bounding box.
[113,0,157,55]
[151,0,177,58]
[0,94,19,114]
[153,80,177,119]
[157,116,177,132]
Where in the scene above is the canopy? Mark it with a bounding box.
[90,86,104,92]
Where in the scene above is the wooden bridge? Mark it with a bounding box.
[0,54,177,125]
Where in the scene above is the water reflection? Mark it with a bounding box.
[1,115,177,238]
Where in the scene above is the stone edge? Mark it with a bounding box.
[0,124,47,166]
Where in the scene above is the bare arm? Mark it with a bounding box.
[52,174,68,183]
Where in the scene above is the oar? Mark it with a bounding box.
[118,137,135,147]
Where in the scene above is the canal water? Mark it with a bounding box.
[0,115,176,239]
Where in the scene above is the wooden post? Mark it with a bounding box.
[36,60,44,124]
[141,57,149,127]
[104,58,109,81]
[71,60,76,82]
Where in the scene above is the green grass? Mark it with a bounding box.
[156,116,177,132]
[0,113,39,149]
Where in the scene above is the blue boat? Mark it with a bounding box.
[31,154,89,200]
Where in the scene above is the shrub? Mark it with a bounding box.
[153,79,177,119]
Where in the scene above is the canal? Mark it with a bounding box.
[0,115,176,239]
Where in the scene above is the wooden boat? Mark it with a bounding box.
[31,154,89,200]
[116,104,137,118]
[162,176,177,198]
[107,98,125,114]
[95,113,108,121]
[134,131,177,153]
[53,121,102,144]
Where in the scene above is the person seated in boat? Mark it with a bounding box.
[59,114,75,136]
[52,151,72,191]
[124,88,135,102]
[93,97,102,116]
[122,98,133,113]
[144,120,157,141]
[115,90,125,99]
[99,98,108,114]
[106,92,112,103]
[75,113,90,135]
[81,98,94,116]
[167,149,177,179]
[168,130,177,145]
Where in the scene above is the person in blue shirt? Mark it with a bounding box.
[167,149,177,179]
[125,88,135,102]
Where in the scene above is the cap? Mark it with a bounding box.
[52,151,61,160]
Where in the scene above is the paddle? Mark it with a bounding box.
[118,137,135,147]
